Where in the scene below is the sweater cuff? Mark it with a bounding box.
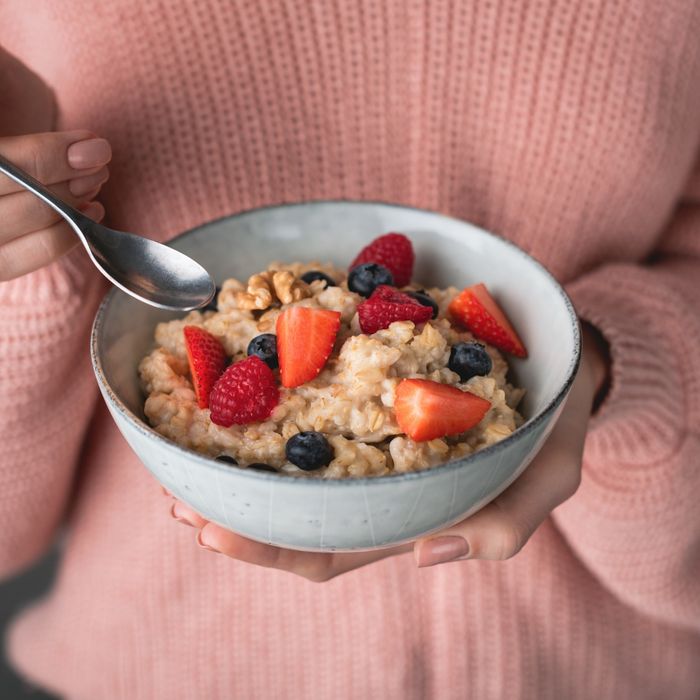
[0,247,100,305]
[566,263,687,470]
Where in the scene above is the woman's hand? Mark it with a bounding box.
[0,131,111,280]
[167,323,609,579]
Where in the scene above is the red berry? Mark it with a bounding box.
[394,379,491,442]
[209,356,279,427]
[277,307,341,388]
[350,233,415,287]
[183,326,227,409]
[449,283,527,358]
[357,285,433,334]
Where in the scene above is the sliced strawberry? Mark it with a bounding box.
[276,307,341,388]
[210,356,279,426]
[357,285,433,334]
[394,379,491,442]
[448,283,527,358]
[183,326,227,408]
[350,232,415,287]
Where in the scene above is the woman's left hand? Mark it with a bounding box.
[166,323,608,580]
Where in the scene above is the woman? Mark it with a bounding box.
[0,1,698,697]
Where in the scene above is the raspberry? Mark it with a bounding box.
[350,233,415,287]
[357,285,433,334]
[209,356,280,427]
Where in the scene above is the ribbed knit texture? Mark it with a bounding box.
[1,1,700,698]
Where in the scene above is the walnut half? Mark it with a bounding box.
[233,269,312,311]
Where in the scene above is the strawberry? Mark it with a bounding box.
[394,379,491,442]
[448,283,527,358]
[357,285,433,334]
[277,307,341,388]
[350,233,415,287]
[209,356,279,426]
[183,326,227,409]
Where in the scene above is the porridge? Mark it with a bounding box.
[139,233,527,478]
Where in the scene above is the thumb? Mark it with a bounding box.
[413,364,596,567]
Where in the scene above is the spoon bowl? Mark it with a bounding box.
[0,154,215,311]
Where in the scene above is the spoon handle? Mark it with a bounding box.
[0,154,89,233]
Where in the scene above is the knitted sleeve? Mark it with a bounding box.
[552,160,700,631]
[0,250,104,578]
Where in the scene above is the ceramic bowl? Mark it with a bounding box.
[91,201,580,551]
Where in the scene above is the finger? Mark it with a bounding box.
[0,168,108,243]
[0,131,112,195]
[414,376,592,567]
[198,522,410,582]
[414,451,579,566]
[169,499,209,529]
[0,201,104,281]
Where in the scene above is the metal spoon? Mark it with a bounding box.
[0,154,215,311]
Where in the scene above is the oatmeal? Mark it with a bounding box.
[139,233,525,477]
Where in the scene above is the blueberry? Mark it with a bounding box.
[448,342,493,382]
[215,455,238,465]
[301,270,336,287]
[247,333,278,369]
[203,286,221,312]
[285,431,334,471]
[347,263,394,297]
[248,462,277,473]
[406,290,439,319]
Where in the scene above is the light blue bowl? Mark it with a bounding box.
[91,201,580,551]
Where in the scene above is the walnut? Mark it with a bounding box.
[231,268,311,311]
[272,270,310,304]
[231,271,273,310]
[257,308,280,333]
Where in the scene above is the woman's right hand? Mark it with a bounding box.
[0,131,111,281]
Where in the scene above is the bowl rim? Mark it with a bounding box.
[91,199,581,487]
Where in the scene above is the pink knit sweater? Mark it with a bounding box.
[1,2,699,698]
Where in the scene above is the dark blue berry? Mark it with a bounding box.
[301,270,336,287]
[203,286,221,312]
[347,263,394,297]
[406,290,439,319]
[215,454,238,465]
[448,342,492,382]
[285,431,334,471]
[247,333,278,369]
[248,462,277,473]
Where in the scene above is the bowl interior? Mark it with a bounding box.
[96,201,578,447]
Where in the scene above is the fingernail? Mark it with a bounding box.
[78,201,104,221]
[67,138,112,169]
[170,501,195,527]
[416,536,470,568]
[69,170,108,196]
[196,530,220,553]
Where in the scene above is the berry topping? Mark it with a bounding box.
[248,462,277,473]
[209,356,280,427]
[449,283,527,358]
[276,307,341,388]
[350,233,414,287]
[247,333,279,369]
[347,263,394,297]
[202,286,221,312]
[215,455,238,465]
[183,326,227,409]
[394,379,491,442]
[286,431,334,471]
[406,289,439,319]
[357,285,433,334]
[301,270,336,287]
[448,342,493,382]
